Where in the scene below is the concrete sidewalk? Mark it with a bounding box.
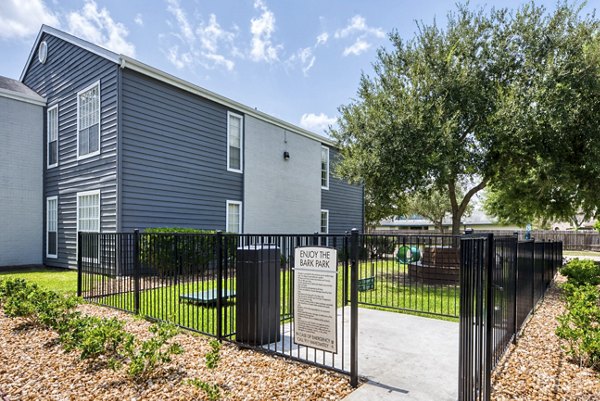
[343,308,458,401]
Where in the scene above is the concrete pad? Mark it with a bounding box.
[264,307,458,401]
[344,308,458,401]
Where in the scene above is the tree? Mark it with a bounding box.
[331,2,600,235]
[404,189,473,232]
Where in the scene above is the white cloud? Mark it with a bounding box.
[134,13,143,26]
[0,0,59,39]
[316,32,328,46]
[300,112,336,133]
[343,38,370,56]
[66,0,135,56]
[334,15,384,57]
[249,0,281,63]
[163,0,237,72]
[334,15,384,39]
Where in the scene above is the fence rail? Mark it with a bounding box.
[459,234,562,401]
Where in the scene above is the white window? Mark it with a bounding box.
[46,196,58,258]
[226,200,242,233]
[77,191,100,261]
[320,209,329,235]
[227,112,243,173]
[321,146,329,189]
[77,82,100,159]
[47,105,58,168]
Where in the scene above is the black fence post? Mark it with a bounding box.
[77,232,82,297]
[485,233,494,401]
[133,229,140,315]
[216,231,223,341]
[343,232,349,307]
[513,234,518,345]
[350,228,359,388]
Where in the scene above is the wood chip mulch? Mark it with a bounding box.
[492,274,600,401]
[0,304,353,400]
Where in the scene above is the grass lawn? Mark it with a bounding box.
[1,262,460,336]
[0,266,77,294]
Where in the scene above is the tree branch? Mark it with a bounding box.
[458,178,489,216]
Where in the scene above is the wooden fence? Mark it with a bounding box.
[370,229,600,251]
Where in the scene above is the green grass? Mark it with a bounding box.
[0,262,460,333]
[0,266,77,295]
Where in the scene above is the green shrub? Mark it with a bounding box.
[188,339,222,400]
[556,284,600,370]
[140,228,218,276]
[0,278,78,328]
[561,258,600,286]
[123,320,184,380]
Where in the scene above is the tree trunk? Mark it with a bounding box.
[451,213,462,236]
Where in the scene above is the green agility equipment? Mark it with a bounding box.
[397,246,421,263]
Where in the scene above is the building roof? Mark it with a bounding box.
[21,25,335,146]
[0,75,45,106]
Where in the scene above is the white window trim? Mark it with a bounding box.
[321,146,330,190]
[46,196,58,259]
[227,111,243,173]
[47,104,58,169]
[77,190,101,262]
[76,81,101,161]
[320,209,329,234]
[226,200,243,234]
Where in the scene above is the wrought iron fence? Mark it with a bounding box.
[458,234,562,401]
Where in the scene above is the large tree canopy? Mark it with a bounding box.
[331,2,600,234]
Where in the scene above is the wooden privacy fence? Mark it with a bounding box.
[374,229,599,251]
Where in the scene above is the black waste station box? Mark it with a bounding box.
[236,244,281,345]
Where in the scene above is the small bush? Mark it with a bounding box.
[188,339,222,400]
[123,320,184,380]
[140,228,218,276]
[205,339,221,369]
[561,259,600,286]
[556,284,600,370]
[0,278,78,328]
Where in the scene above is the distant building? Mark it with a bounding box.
[376,208,519,232]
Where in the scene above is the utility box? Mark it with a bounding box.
[236,244,281,345]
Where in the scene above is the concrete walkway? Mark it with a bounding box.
[343,308,459,401]
[265,307,459,400]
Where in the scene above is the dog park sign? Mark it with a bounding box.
[293,246,338,353]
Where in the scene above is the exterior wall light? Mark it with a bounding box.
[283,151,290,160]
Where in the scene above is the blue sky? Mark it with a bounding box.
[0,0,597,135]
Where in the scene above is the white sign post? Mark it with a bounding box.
[293,246,338,353]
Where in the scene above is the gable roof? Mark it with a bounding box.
[21,25,335,146]
[0,75,45,106]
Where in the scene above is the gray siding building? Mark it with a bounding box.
[9,25,363,269]
[0,77,45,266]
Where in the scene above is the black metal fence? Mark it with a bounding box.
[78,230,562,393]
[79,231,360,382]
[458,234,562,401]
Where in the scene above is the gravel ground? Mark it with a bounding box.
[492,275,600,401]
[0,304,353,401]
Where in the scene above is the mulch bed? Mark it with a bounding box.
[492,275,600,400]
[0,304,353,400]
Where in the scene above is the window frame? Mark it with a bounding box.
[77,190,101,262]
[321,146,330,190]
[320,209,329,235]
[76,81,101,161]
[226,200,243,234]
[47,104,58,169]
[227,111,244,173]
[46,196,58,259]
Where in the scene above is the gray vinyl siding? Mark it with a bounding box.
[22,33,119,269]
[120,69,243,231]
[321,149,364,234]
